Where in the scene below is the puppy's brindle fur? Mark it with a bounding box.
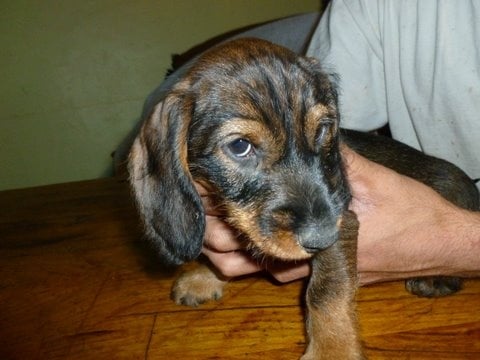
[129,38,479,359]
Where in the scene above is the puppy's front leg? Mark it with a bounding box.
[171,260,229,307]
[302,211,365,360]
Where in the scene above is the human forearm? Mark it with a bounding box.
[437,207,480,278]
[343,145,480,284]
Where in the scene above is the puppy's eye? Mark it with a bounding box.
[226,138,255,158]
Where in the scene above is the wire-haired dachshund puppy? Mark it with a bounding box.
[128,38,479,359]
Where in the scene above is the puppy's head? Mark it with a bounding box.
[129,38,350,265]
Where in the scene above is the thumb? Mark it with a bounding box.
[340,145,375,192]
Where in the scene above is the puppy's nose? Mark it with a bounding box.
[297,221,339,252]
[271,204,340,252]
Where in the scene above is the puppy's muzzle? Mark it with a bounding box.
[270,204,341,253]
[265,177,345,255]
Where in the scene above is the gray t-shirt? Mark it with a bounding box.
[308,0,480,184]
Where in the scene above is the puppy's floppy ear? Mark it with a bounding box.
[128,88,204,266]
[300,55,340,109]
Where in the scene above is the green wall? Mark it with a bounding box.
[0,0,320,190]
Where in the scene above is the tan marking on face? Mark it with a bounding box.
[224,204,313,261]
[268,229,313,260]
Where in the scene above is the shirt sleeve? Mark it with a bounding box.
[307,0,388,131]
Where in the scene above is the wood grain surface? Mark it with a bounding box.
[1,178,479,359]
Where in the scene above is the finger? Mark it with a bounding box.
[269,262,310,283]
[339,143,355,165]
[202,247,263,278]
[340,145,371,185]
[204,215,243,252]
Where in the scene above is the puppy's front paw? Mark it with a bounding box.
[171,265,227,307]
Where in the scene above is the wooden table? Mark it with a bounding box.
[1,177,479,359]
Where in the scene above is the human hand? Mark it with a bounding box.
[341,145,465,284]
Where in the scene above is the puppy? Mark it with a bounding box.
[128,38,479,359]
